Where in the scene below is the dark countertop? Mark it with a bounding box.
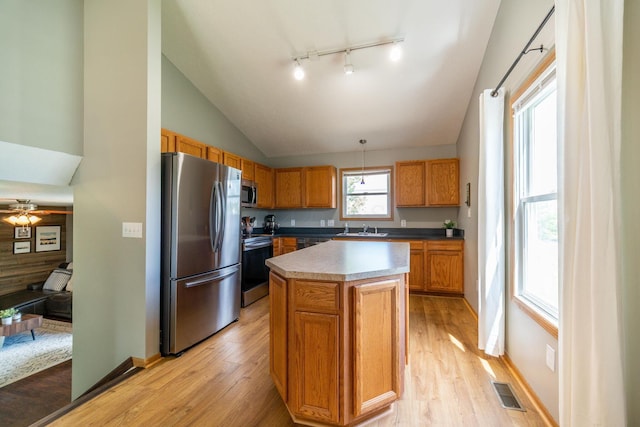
[247,227,465,240]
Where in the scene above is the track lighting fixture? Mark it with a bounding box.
[292,37,404,80]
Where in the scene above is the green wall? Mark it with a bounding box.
[0,0,83,155]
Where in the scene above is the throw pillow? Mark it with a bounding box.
[43,269,72,291]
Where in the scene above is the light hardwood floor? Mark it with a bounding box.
[50,296,548,426]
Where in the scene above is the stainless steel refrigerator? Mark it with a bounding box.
[161,152,242,355]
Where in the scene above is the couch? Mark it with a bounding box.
[0,263,73,321]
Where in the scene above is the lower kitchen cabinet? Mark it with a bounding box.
[424,240,464,294]
[272,237,297,256]
[408,241,426,291]
[269,271,405,426]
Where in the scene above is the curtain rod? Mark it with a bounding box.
[490,5,555,97]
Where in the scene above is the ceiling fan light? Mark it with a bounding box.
[2,213,41,226]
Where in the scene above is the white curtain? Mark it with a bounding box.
[556,0,626,425]
[477,88,505,357]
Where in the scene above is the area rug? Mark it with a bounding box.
[0,318,72,388]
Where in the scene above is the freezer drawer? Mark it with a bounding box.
[162,264,241,355]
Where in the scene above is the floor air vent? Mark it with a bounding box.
[491,381,526,411]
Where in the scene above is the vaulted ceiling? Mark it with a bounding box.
[162,0,502,158]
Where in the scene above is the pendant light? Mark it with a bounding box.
[359,139,367,184]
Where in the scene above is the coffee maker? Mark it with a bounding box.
[264,214,278,235]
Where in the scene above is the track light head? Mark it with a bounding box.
[390,42,402,62]
[344,50,354,75]
[293,59,305,80]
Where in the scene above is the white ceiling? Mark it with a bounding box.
[162,0,502,158]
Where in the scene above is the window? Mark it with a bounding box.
[512,56,559,332]
[340,167,393,220]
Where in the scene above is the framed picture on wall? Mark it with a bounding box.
[35,225,61,252]
[14,227,32,239]
[14,241,31,254]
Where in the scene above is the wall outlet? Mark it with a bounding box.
[320,220,326,227]
[400,219,407,228]
[467,207,472,218]
[546,345,556,372]
[328,219,335,227]
[291,219,295,226]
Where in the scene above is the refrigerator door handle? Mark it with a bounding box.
[216,181,226,250]
[209,183,218,252]
[184,268,238,288]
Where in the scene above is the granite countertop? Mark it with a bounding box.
[265,240,410,282]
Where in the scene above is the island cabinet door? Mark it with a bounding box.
[352,279,400,417]
[292,311,340,424]
[269,272,288,400]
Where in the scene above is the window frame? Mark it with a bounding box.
[339,166,394,221]
[509,50,559,338]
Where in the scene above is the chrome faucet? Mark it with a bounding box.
[363,224,369,233]
[344,222,349,233]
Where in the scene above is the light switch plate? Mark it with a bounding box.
[328,219,335,226]
[122,222,143,238]
[546,345,555,372]
[320,220,326,227]
[291,219,295,226]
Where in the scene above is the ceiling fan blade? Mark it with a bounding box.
[32,209,73,215]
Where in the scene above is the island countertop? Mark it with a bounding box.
[265,239,410,282]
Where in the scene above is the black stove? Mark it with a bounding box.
[240,234,273,307]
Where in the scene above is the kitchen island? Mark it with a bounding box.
[266,240,410,427]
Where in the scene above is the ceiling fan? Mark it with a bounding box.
[1,199,72,226]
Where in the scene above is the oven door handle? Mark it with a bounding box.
[243,241,273,251]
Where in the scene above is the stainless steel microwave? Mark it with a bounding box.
[241,179,257,208]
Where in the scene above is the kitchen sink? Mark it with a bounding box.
[335,232,388,237]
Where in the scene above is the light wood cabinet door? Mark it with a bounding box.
[304,166,337,208]
[175,135,207,159]
[426,158,459,206]
[275,168,304,208]
[241,158,255,181]
[206,146,222,163]
[255,163,274,209]
[425,240,464,294]
[408,241,426,291]
[223,151,242,170]
[282,237,297,254]
[160,128,176,153]
[395,161,426,207]
[269,272,288,400]
[292,311,340,423]
[353,279,400,416]
[272,238,282,256]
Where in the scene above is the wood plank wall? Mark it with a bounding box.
[0,210,69,296]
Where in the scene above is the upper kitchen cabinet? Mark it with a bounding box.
[207,146,222,163]
[175,134,208,159]
[275,167,304,208]
[395,158,459,207]
[223,151,242,170]
[304,166,337,208]
[242,158,255,181]
[161,128,176,153]
[254,163,275,209]
[395,161,426,206]
[274,166,337,209]
[426,158,459,206]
